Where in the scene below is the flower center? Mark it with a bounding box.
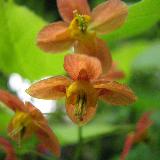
[69,10,95,40]
[74,91,87,121]
[9,112,32,140]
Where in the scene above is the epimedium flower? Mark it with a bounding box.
[26,54,136,126]
[0,89,60,157]
[37,0,128,73]
[120,112,153,160]
[0,136,17,160]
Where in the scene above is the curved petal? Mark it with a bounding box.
[36,123,61,157]
[0,89,24,112]
[26,76,71,100]
[37,21,73,53]
[134,112,153,143]
[0,137,17,160]
[64,54,102,81]
[66,103,97,126]
[93,81,137,106]
[25,102,60,157]
[90,0,128,34]
[120,134,134,160]
[8,111,36,141]
[74,38,112,74]
[57,0,91,23]
[98,62,125,81]
[66,81,98,125]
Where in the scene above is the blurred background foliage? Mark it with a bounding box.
[0,0,160,159]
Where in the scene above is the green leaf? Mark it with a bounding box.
[0,0,67,80]
[112,41,151,82]
[102,0,160,42]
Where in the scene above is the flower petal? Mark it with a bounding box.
[93,81,137,106]
[26,76,71,100]
[74,38,112,74]
[66,103,97,126]
[25,102,60,157]
[57,0,91,23]
[90,0,128,34]
[134,112,153,143]
[66,81,98,125]
[0,137,17,160]
[0,89,24,112]
[64,54,102,81]
[8,111,36,141]
[98,62,125,81]
[120,134,134,160]
[36,123,61,157]
[37,21,73,53]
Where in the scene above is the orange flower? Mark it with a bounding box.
[26,54,136,126]
[37,0,128,73]
[120,112,153,160]
[0,136,17,160]
[0,89,60,157]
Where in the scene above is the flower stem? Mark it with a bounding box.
[75,126,83,160]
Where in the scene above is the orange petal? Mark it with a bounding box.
[57,0,91,23]
[64,54,102,81]
[0,137,17,160]
[98,62,125,81]
[93,81,137,106]
[0,89,24,112]
[36,123,61,157]
[37,21,73,53]
[26,76,71,100]
[8,111,36,141]
[120,134,134,160]
[66,81,98,125]
[90,0,128,34]
[134,112,153,143]
[74,38,112,74]
[25,102,60,157]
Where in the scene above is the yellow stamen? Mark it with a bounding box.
[74,91,87,121]
[68,10,95,40]
[9,112,32,140]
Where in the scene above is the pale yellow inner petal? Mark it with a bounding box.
[9,112,33,140]
[66,81,98,123]
[68,11,95,41]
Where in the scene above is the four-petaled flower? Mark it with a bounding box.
[0,136,17,160]
[37,0,128,73]
[120,112,153,160]
[26,54,136,125]
[0,89,60,157]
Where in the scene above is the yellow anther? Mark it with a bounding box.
[10,112,32,138]
[74,91,87,121]
[68,12,93,40]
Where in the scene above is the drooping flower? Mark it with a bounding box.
[26,54,136,126]
[0,136,17,160]
[37,0,128,73]
[0,89,60,157]
[120,112,153,160]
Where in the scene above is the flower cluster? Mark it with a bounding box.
[0,0,137,158]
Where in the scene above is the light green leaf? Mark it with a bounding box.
[0,0,67,80]
[102,0,160,41]
[112,41,151,82]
